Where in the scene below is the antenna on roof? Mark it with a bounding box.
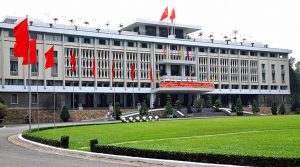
[105,21,110,32]
[69,19,74,25]
[198,32,203,39]
[209,33,214,43]
[53,18,58,24]
[84,21,89,27]
[232,28,239,42]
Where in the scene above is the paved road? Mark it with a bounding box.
[0,123,134,167]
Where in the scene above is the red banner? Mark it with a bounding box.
[160,82,214,89]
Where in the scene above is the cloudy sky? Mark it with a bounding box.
[1,0,299,62]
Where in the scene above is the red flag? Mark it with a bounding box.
[150,63,153,82]
[92,58,96,78]
[13,18,29,58]
[70,51,76,72]
[170,8,176,23]
[131,63,135,81]
[160,7,168,21]
[22,39,37,65]
[112,59,115,81]
[44,46,54,69]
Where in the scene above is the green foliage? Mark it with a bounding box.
[271,101,278,115]
[231,103,237,113]
[279,104,286,115]
[165,95,173,116]
[60,106,70,122]
[291,93,300,112]
[0,103,8,119]
[60,136,69,148]
[0,96,4,104]
[112,102,122,120]
[236,98,243,115]
[139,100,149,116]
[193,98,204,112]
[22,133,61,147]
[214,99,222,112]
[187,105,192,114]
[90,139,99,152]
[252,100,260,114]
[206,95,212,108]
[174,100,182,110]
[91,144,300,167]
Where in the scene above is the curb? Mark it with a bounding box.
[18,134,239,167]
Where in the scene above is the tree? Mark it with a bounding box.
[174,100,182,110]
[252,99,260,114]
[214,99,222,112]
[112,102,122,120]
[236,98,243,116]
[279,103,286,115]
[271,100,278,115]
[0,103,8,123]
[231,103,237,113]
[206,95,212,108]
[0,96,4,104]
[60,106,70,122]
[165,95,173,116]
[139,100,149,116]
[193,98,204,112]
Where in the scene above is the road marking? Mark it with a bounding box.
[110,129,281,146]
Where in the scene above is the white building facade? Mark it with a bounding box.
[0,17,291,110]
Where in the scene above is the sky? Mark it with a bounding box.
[1,0,299,63]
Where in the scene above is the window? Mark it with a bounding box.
[127,41,135,47]
[230,49,239,55]
[270,53,276,57]
[54,51,58,58]
[262,73,266,82]
[240,50,248,55]
[65,36,78,43]
[145,25,156,36]
[156,44,163,49]
[262,64,265,69]
[82,37,93,44]
[31,63,39,73]
[46,34,62,41]
[221,49,228,54]
[209,48,218,53]
[272,73,275,81]
[51,63,58,75]
[281,65,284,70]
[250,51,257,56]
[10,61,18,72]
[30,32,43,40]
[8,30,14,37]
[10,48,14,56]
[199,47,207,53]
[114,40,121,46]
[11,94,18,104]
[271,64,275,70]
[32,93,37,104]
[98,38,107,45]
[141,43,148,48]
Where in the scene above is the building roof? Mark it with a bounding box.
[120,18,202,34]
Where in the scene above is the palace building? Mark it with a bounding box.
[0,16,291,110]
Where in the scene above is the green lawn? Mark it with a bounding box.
[30,115,300,158]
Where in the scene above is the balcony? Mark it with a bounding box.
[160,75,197,82]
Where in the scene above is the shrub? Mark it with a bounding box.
[90,139,99,152]
[174,100,182,110]
[187,105,192,114]
[252,100,260,114]
[22,133,61,147]
[0,103,8,120]
[165,95,173,116]
[90,144,300,167]
[214,99,222,112]
[231,103,237,113]
[0,96,4,104]
[236,98,243,116]
[60,106,70,122]
[139,100,149,116]
[60,136,69,148]
[271,101,278,115]
[193,98,204,112]
[112,102,121,120]
[206,95,212,108]
[279,104,286,115]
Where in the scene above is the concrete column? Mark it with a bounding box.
[62,34,66,89]
[150,43,154,89]
[153,43,157,88]
[94,37,97,90]
[218,49,221,89]
[228,50,232,90]
[78,37,82,89]
[195,47,199,81]
[248,51,251,90]
[207,48,211,82]
[258,52,261,92]
[238,50,241,90]
[137,42,141,89]
[43,33,46,88]
[0,29,4,88]
[123,40,127,90]
[109,39,113,88]
[150,93,156,109]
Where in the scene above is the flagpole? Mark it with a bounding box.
[37,77,39,131]
[26,15,32,134]
[53,74,56,128]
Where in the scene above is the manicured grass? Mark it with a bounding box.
[30,115,300,158]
